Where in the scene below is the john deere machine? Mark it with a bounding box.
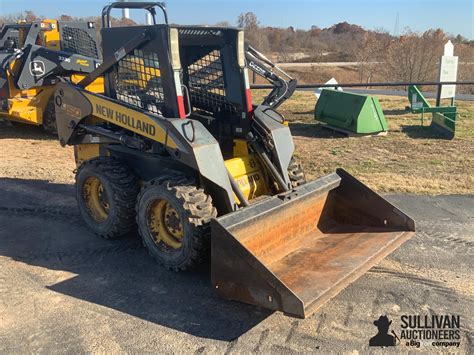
[0,19,103,132]
[54,2,415,318]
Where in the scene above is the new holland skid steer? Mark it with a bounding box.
[54,2,415,318]
[0,19,103,132]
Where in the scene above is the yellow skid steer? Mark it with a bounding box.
[0,19,103,133]
[54,2,415,318]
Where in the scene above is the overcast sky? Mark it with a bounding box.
[0,0,472,39]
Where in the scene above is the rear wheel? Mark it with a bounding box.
[75,157,139,239]
[288,157,306,187]
[42,97,57,135]
[136,175,217,271]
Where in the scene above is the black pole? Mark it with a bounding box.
[251,80,474,90]
[436,84,442,106]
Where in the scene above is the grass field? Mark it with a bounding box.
[0,91,472,195]
[253,90,474,194]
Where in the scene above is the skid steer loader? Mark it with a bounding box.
[54,2,415,318]
[0,19,103,133]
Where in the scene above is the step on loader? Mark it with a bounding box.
[54,2,415,318]
[0,19,103,133]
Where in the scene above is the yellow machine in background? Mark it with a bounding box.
[120,56,161,90]
[0,19,103,133]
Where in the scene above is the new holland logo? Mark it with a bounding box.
[29,60,45,77]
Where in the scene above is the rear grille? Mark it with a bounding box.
[61,27,99,59]
[178,28,224,37]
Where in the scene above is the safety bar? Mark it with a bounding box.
[102,2,168,28]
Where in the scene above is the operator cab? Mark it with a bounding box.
[102,23,252,159]
[99,2,253,159]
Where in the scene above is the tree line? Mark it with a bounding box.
[1,10,473,89]
[236,12,473,86]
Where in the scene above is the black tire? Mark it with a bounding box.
[75,157,139,239]
[136,174,217,271]
[288,157,307,188]
[42,97,57,135]
[9,121,27,127]
[9,121,35,129]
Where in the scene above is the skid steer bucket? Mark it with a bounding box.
[211,169,415,318]
[314,89,388,136]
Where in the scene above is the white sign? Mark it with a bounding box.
[444,40,454,56]
[315,78,343,98]
[439,41,458,99]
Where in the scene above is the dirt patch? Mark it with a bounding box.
[0,122,75,184]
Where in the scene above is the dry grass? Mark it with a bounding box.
[1,92,473,195]
[253,90,474,194]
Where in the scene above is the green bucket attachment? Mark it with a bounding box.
[431,111,456,139]
[407,85,457,139]
[314,89,388,136]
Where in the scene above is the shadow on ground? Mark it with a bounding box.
[383,109,411,116]
[289,122,346,139]
[0,177,271,341]
[401,124,452,140]
[0,120,55,140]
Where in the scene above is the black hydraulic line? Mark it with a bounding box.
[247,134,289,193]
[80,124,146,150]
[251,80,474,90]
[226,170,250,207]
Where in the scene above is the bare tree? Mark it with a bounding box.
[383,28,446,82]
[237,12,268,51]
[215,21,230,27]
[354,31,390,83]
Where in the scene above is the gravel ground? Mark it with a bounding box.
[0,177,472,353]
[0,112,473,353]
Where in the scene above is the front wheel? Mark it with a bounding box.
[288,157,307,188]
[136,175,217,271]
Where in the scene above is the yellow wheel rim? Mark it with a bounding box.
[147,199,184,250]
[83,176,110,222]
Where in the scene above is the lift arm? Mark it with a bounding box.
[11,45,101,89]
[245,44,297,109]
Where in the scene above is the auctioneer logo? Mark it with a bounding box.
[369,314,461,348]
[369,316,397,346]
